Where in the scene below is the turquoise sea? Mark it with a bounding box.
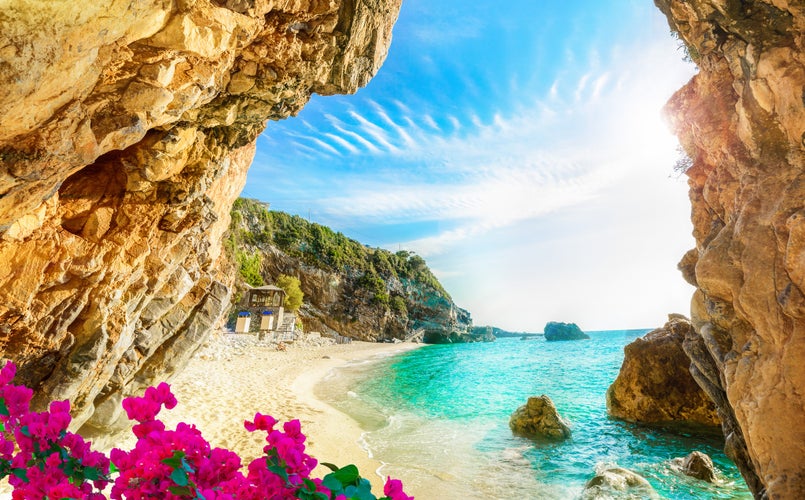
[316,331,752,499]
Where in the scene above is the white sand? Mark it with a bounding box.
[155,334,423,491]
[0,333,423,499]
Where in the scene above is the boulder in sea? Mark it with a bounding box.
[606,315,720,426]
[581,464,659,499]
[543,321,590,341]
[509,395,571,440]
[671,451,717,483]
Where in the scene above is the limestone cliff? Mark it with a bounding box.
[606,315,720,426]
[0,0,402,435]
[228,199,474,342]
[656,1,805,497]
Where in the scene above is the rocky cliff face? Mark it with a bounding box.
[0,0,401,435]
[256,244,475,342]
[656,1,805,497]
[230,200,474,341]
[606,315,720,426]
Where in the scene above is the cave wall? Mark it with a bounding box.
[656,1,805,497]
[0,0,401,434]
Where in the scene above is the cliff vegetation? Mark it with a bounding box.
[227,198,473,342]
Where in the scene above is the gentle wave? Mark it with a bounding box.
[316,332,752,499]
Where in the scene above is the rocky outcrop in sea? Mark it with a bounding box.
[606,315,719,426]
[509,395,571,440]
[658,0,805,495]
[671,451,717,483]
[543,321,589,341]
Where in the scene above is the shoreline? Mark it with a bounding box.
[288,341,423,484]
[154,334,423,492]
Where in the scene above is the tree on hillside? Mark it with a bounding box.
[237,251,264,287]
[276,274,304,312]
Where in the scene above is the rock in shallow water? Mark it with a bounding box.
[606,315,719,426]
[509,395,571,440]
[671,451,717,483]
[581,464,659,500]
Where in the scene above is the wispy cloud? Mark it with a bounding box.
[245,2,701,331]
[254,29,693,263]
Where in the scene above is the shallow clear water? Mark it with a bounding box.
[316,332,752,499]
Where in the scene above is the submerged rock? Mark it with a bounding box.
[581,465,659,500]
[543,321,590,341]
[509,395,571,440]
[606,315,719,426]
[671,451,717,483]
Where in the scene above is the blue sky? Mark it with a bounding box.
[243,0,697,332]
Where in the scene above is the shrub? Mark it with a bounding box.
[277,274,304,312]
[237,252,264,287]
[390,296,407,316]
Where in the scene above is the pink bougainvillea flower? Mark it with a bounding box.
[385,477,415,500]
[244,412,277,432]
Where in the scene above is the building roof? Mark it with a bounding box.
[249,285,285,293]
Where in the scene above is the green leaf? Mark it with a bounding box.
[268,464,290,483]
[338,478,377,500]
[297,490,330,500]
[161,450,186,469]
[321,474,343,492]
[171,467,189,487]
[301,478,318,491]
[83,466,101,481]
[320,462,340,472]
[62,458,75,477]
[0,400,8,416]
[331,464,360,485]
[19,425,30,437]
[11,468,28,482]
[169,485,193,496]
[109,462,119,475]
[353,479,376,500]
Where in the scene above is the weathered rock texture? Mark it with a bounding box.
[656,0,805,497]
[0,0,401,435]
[509,395,571,440]
[255,243,475,342]
[606,315,720,426]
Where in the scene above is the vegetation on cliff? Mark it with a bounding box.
[276,274,304,312]
[226,198,471,341]
[229,199,447,296]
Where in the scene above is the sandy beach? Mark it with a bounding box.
[154,333,422,493]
